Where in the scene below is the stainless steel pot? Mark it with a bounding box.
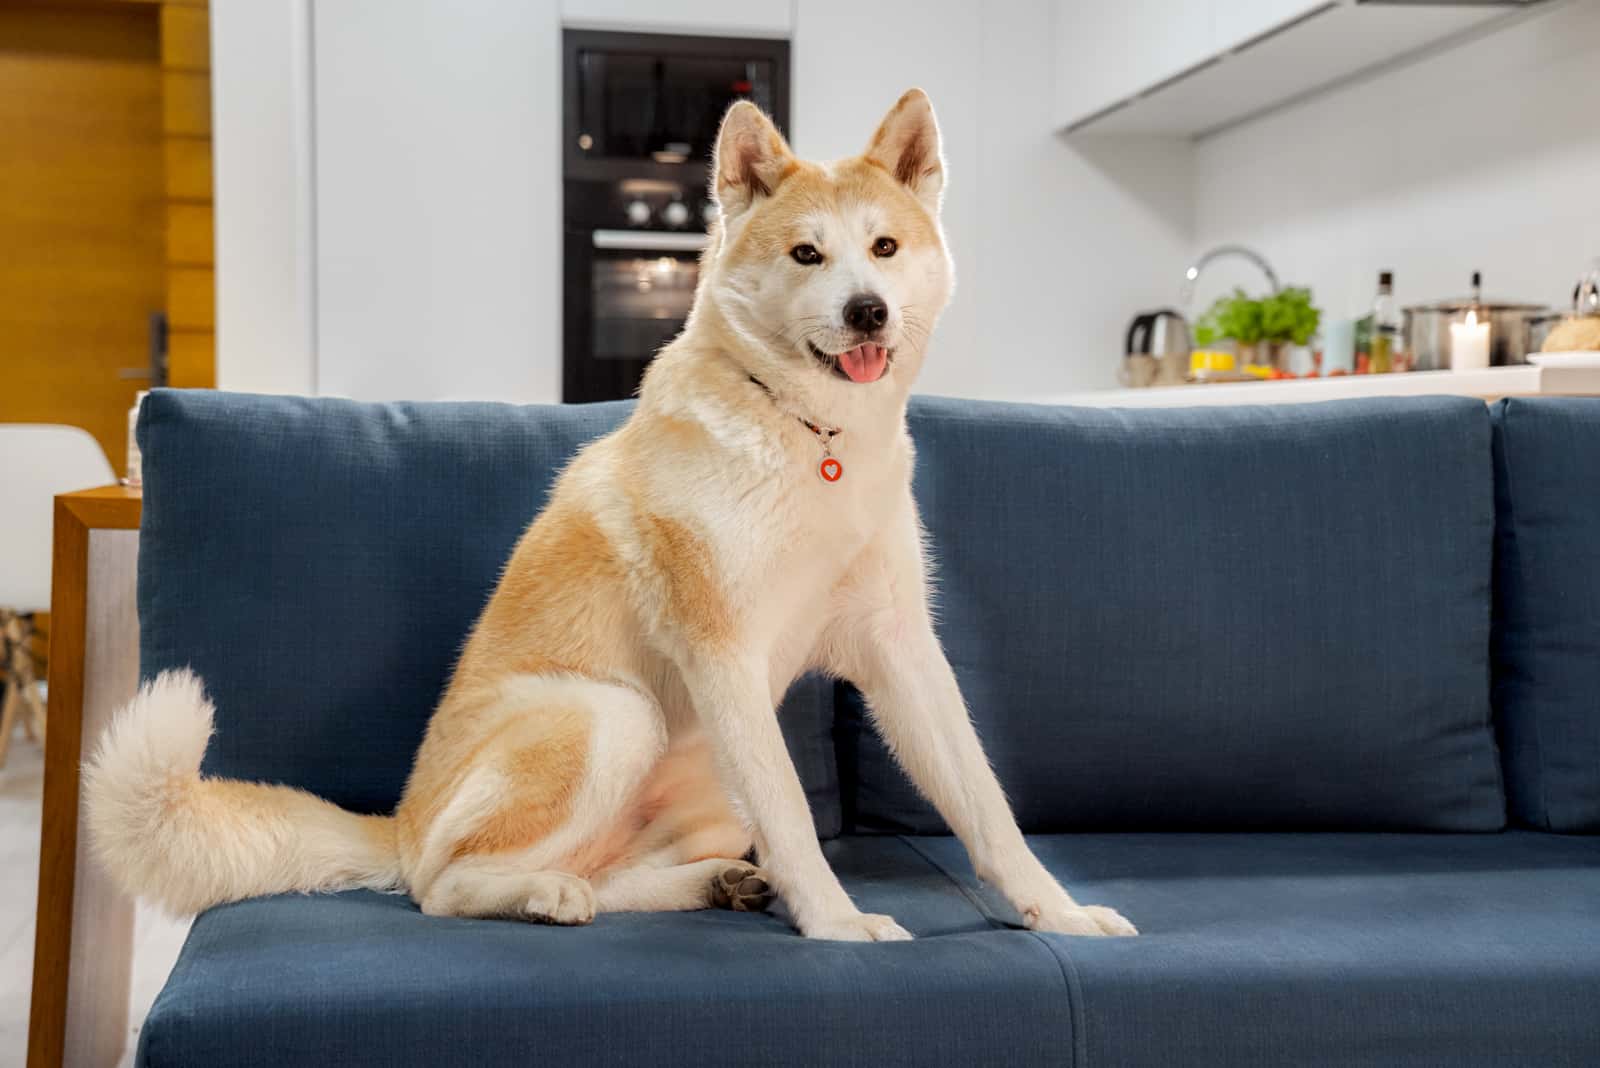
[1403,297,1550,370]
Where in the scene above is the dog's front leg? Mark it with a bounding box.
[682,654,911,942]
[825,505,1136,938]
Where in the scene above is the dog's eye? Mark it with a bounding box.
[872,237,898,258]
[790,244,823,266]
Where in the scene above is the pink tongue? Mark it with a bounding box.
[839,344,888,383]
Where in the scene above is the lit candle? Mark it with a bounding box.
[1451,309,1490,371]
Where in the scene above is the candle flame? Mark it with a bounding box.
[1465,308,1478,327]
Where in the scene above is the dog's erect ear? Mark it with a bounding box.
[864,88,944,214]
[712,101,795,220]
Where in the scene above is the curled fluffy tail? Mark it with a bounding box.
[84,669,402,915]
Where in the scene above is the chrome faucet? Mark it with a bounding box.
[1180,244,1281,306]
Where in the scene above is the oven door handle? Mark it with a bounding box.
[592,229,709,252]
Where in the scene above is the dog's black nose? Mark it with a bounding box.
[843,293,889,333]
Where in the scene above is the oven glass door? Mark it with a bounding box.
[574,47,777,165]
[590,239,701,361]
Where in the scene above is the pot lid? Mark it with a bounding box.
[1403,297,1548,313]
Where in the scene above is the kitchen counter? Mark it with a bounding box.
[1041,364,1600,409]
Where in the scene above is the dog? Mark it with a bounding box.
[86,89,1135,942]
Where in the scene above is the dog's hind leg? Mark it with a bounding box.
[593,856,773,914]
[584,729,770,914]
[406,675,666,920]
[422,856,598,924]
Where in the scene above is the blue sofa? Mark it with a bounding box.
[132,390,1600,1066]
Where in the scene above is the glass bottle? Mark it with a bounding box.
[1370,271,1403,374]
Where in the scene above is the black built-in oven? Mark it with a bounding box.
[562,30,789,403]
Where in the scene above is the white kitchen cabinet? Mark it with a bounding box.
[560,0,791,37]
[312,0,564,403]
[1211,0,1328,55]
[1055,0,1212,131]
[1056,0,1532,136]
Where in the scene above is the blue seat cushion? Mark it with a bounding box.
[914,831,1600,1067]
[841,396,1505,833]
[137,837,1076,1067]
[1491,398,1600,831]
[140,832,1600,1067]
[136,390,841,836]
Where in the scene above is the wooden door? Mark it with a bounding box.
[0,3,162,475]
[0,0,214,478]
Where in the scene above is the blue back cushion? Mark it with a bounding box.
[838,395,1506,832]
[137,390,841,837]
[1491,398,1600,832]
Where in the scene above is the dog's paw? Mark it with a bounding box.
[802,911,914,942]
[1082,905,1138,936]
[1025,901,1137,937]
[709,863,774,913]
[523,872,596,926]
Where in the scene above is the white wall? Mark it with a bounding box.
[212,0,1193,401]
[790,0,982,396]
[561,0,790,37]
[978,0,1192,397]
[794,0,1193,398]
[210,0,1600,402]
[211,0,317,395]
[313,0,563,403]
[1191,1,1600,328]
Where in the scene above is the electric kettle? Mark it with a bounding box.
[1123,309,1191,387]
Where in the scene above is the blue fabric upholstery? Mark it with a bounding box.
[840,395,1505,833]
[136,390,842,837]
[140,831,1600,1067]
[914,831,1600,1067]
[131,389,1600,1065]
[137,837,1075,1067]
[1491,398,1600,832]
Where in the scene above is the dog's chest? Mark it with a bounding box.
[727,443,901,628]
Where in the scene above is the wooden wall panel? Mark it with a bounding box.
[161,70,209,136]
[159,0,214,388]
[165,200,213,265]
[167,329,215,388]
[163,135,211,199]
[166,267,214,330]
[158,4,208,70]
[0,3,164,475]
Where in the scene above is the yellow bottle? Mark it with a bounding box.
[1371,271,1400,374]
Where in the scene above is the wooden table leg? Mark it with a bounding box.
[29,492,142,1068]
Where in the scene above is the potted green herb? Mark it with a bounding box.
[1194,287,1321,374]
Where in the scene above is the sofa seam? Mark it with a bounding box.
[1475,403,1509,827]
[1495,401,1554,830]
[891,838,1087,1067]
[1024,929,1089,1068]
[893,835,1006,931]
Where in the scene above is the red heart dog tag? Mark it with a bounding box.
[819,457,843,483]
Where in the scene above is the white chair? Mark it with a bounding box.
[0,424,116,766]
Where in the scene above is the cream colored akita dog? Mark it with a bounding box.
[87,90,1135,942]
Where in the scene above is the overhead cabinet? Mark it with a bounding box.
[1055,0,1544,137]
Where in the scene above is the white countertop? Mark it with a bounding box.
[1039,364,1600,408]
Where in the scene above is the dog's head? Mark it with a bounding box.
[698,89,953,395]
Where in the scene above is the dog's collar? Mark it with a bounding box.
[747,374,845,484]
[747,374,842,439]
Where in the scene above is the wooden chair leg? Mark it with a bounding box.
[0,611,48,750]
[20,681,41,742]
[27,683,46,745]
[0,673,17,769]
[16,618,44,744]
